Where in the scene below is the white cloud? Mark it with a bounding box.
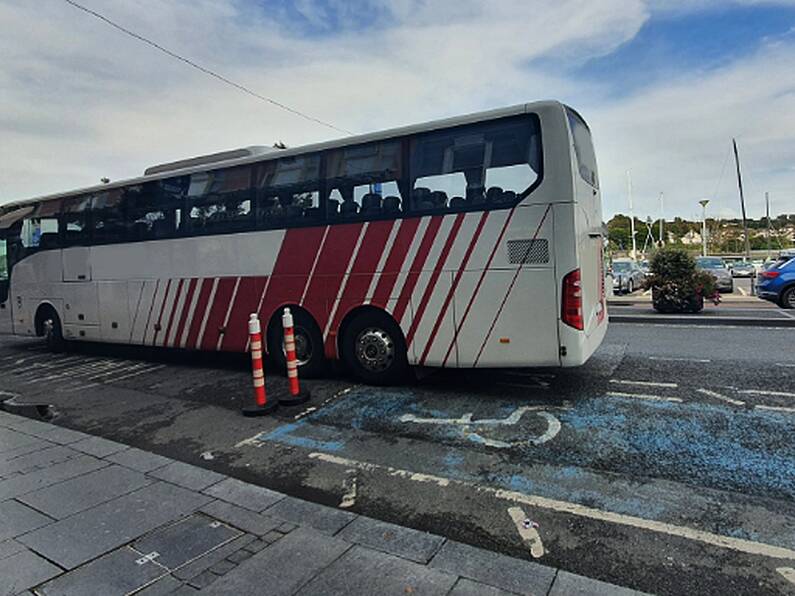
[0,0,793,221]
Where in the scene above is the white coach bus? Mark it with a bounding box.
[0,101,606,384]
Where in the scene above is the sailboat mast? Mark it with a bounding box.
[732,139,751,259]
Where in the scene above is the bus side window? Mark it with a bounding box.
[61,196,92,246]
[125,182,177,241]
[91,189,127,244]
[325,140,405,220]
[255,155,322,228]
[187,167,253,234]
[409,116,541,214]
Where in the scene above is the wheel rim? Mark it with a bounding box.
[354,327,395,372]
[787,291,795,308]
[284,326,313,366]
[628,281,633,293]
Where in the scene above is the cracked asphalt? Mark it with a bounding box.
[1,322,794,595]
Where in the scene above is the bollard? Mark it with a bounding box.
[278,307,311,406]
[242,313,277,416]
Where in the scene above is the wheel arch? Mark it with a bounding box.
[264,302,322,355]
[33,301,61,337]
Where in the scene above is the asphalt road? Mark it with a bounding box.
[1,324,794,595]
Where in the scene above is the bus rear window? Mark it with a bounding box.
[566,108,598,189]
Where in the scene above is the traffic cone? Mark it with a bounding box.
[242,313,277,416]
[278,307,310,406]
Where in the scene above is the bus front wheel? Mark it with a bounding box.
[341,310,408,386]
[37,307,65,353]
[267,307,326,379]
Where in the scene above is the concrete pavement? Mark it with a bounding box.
[0,409,647,595]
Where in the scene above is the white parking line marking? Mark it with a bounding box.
[606,392,683,403]
[508,506,545,558]
[648,357,711,363]
[339,470,358,509]
[310,452,795,561]
[775,363,795,368]
[755,405,795,414]
[778,567,795,585]
[738,286,747,296]
[610,379,678,389]
[740,389,795,398]
[697,389,745,407]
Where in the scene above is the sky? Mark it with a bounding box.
[1,0,794,221]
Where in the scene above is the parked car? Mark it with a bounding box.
[757,250,795,309]
[695,256,734,293]
[611,260,645,294]
[730,261,756,278]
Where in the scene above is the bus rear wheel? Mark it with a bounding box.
[267,308,326,378]
[341,310,408,385]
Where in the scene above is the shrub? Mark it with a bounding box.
[644,249,720,313]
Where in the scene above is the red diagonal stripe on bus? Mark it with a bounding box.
[473,204,552,366]
[141,279,161,344]
[151,279,172,346]
[405,213,466,348]
[303,222,364,334]
[200,277,238,351]
[391,215,443,324]
[370,218,421,308]
[421,211,489,366]
[324,220,395,355]
[258,227,326,327]
[173,278,198,348]
[442,209,516,367]
[221,276,268,352]
[185,278,214,350]
[162,279,185,347]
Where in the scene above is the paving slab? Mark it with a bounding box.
[200,527,351,596]
[171,535,255,581]
[148,461,226,491]
[549,570,650,596]
[264,495,356,536]
[0,454,107,501]
[449,578,520,596]
[0,538,27,561]
[69,435,129,458]
[0,548,62,596]
[133,513,241,570]
[131,574,184,596]
[429,540,556,596]
[338,516,444,563]
[298,544,457,596]
[203,476,285,512]
[37,546,166,596]
[0,499,53,542]
[200,499,282,536]
[0,428,43,457]
[0,445,80,478]
[106,447,171,473]
[18,464,151,519]
[19,481,213,569]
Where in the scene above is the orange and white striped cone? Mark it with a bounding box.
[278,307,310,406]
[242,313,277,416]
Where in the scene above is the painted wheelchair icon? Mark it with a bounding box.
[399,405,562,449]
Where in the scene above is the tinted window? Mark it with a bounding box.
[696,257,725,269]
[187,166,252,234]
[409,115,541,214]
[61,196,91,246]
[256,155,323,227]
[566,108,598,188]
[0,238,8,282]
[20,204,60,250]
[326,140,406,219]
[125,182,178,240]
[91,188,127,244]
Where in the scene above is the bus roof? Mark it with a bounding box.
[1,100,563,213]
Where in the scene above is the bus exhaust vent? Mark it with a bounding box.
[507,239,549,264]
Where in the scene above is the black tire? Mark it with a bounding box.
[341,310,409,385]
[267,308,326,378]
[781,287,795,310]
[41,309,66,353]
[627,279,634,294]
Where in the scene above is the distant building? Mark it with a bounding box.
[680,230,702,245]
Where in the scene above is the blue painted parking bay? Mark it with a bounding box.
[254,386,795,552]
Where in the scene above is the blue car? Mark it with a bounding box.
[757,250,795,309]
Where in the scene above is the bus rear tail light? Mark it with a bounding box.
[562,269,584,331]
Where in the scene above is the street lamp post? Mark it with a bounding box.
[699,199,710,257]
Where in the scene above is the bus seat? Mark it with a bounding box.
[361,193,382,215]
[340,200,359,218]
[486,187,504,203]
[449,196,466,209]
[466,187,485,204]
[39,233,59,249]
[499,190,517,204]
[383,196,401,214]
[412,187,431,209]
[327,199,340,218]
[429,191,448,209]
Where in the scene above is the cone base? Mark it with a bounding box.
[242,400,278,416]
[278,390,311,407]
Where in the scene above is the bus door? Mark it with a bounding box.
[60,197,100,338]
